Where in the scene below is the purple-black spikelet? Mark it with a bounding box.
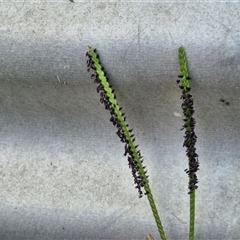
[177,76,199,194]
[86,48,147,198]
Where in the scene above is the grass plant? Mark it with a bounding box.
[86,46,199,240]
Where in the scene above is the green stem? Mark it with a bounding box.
[145,188,167,240]
[189,191,195,240]
[87,46,166,240]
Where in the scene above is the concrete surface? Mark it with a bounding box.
[0,2,240,240]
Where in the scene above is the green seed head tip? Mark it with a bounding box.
[178,46,188,77]
[88,46,95,55]
[178,46,184,52]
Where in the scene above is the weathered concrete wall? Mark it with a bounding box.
[0,2,239,239]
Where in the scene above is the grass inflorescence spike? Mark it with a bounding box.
[86,46,166,240]
[86,46,148,198]
[177,46,199,194]
[177,46,199,240]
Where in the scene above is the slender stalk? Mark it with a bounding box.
[177,46,199,240]
[86,46,166,240]
[145,188,166,240]
[189,191,195,240]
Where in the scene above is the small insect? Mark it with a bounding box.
[69,0,74,2]
[220,99,230,105]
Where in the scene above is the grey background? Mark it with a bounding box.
[0,1,240,240]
